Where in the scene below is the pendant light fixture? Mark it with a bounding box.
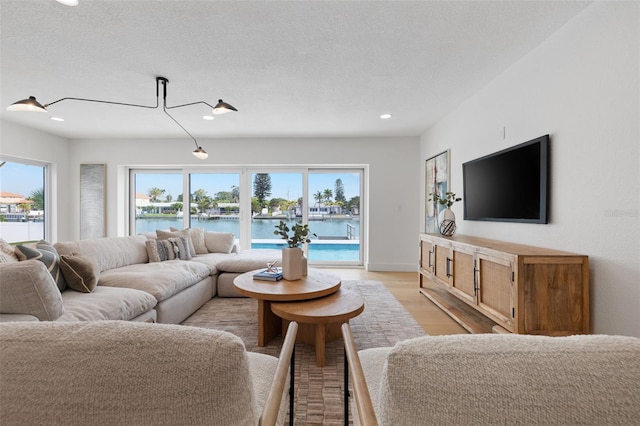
[6,76,237,160]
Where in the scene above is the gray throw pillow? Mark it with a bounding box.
[15,240,67,292]
[59,254,99,293]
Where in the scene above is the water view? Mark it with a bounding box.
[136,217,360,261]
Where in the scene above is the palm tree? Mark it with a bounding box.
[27,188,44,211]
[231,185,240,203]
[148,187,165,202]
[313,191,323,208]
[323,189,333,204]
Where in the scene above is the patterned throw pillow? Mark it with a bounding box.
[0,238,19,263]
[170,227,208,255]
[156,229,196,256]
[59,254,99,293]
[145,237,191,262]
[15,240,67,292]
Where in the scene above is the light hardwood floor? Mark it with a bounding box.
[323,268,467,335]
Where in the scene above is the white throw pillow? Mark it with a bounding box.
[204,232,235,254]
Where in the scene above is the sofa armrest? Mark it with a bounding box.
[0,260,64,321]
[342,323,379,426]
[259,321,298,426]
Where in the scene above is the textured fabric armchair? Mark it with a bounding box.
[342,323,640,426]
[0,320,298,426]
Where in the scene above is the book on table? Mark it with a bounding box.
[253,268,283,281]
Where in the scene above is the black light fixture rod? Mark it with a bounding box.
[44,78,162,109]
[157,77,199,149]
[166,100,215,110]
[44,96,158,109]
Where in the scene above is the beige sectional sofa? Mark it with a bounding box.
[0,232,281,324]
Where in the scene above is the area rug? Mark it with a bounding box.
[181,280,426,425]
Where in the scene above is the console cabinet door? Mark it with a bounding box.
[433,242,452,287]
[449,245,476,304]
[419,239,435,275]
[477,253,514,331]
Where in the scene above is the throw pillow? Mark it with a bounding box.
[204,231,235,254]
[145,239,177,262]
[156,229,196,256]
[0,238,19,263]
[168,237,192,260]
[15,240,67,292]
[170,226,207,255]
[59,254,99,293]
[145,237,192,262]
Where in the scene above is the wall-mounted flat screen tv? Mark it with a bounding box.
[463,135,549,224]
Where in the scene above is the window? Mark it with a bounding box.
[0,158,47,243]
[130,171,183,235]
[129,166,365,266]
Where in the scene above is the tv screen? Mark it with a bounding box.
[463,135,549,224]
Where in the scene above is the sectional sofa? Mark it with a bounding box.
[0,230,282,324]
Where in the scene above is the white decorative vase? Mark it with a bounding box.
[282,247,303,280]
[438,208,457,236]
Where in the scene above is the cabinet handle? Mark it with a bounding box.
[428,249,434,268]
[446,257,452,278]
[473,266,479,295]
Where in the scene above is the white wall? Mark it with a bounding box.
[68,136,420,271]
[420,2,640,337]
[0,120,71,242]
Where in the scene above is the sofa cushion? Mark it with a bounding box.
[204,231,235,254]
[157,229,196,257]
[58,286,157,321]
[0,239,19,263]
[59,254,99,293]
[375,334,640,425]
[170,226,208,254]
[54,235,149,273]
[188,252,238,275]
[0,259,65,321]
[97,261,211,302]
[215,249,282,272]
[15,240,67,292]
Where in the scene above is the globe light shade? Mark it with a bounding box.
[212,99,237,115]
[192,147,209,160]
[7,96,47,112]
[56,0,79,5]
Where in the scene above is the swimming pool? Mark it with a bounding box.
[251,242,360,262]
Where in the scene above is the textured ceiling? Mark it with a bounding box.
[0,0,590,140]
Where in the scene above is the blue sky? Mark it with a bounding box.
[136,172,360,202]
[0,162,44,197]
[0,161,360,202]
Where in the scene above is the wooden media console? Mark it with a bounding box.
[419,234,589,335]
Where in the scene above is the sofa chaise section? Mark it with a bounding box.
[0,259,156,322]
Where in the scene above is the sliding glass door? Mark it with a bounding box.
[130,166,364,266]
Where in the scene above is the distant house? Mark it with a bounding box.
[0,192,32,213]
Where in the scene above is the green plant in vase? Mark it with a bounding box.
[274,221,316,248]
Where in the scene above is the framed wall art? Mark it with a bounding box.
[425,150,450,233]
[80,163,106,239]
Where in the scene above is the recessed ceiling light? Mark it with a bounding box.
[203,115,215,121]
[380,113,392,120]
[50,116,65,122]
[56,0,79,6]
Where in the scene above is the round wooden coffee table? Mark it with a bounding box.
[271,289,364,367]
[234,268,341,346]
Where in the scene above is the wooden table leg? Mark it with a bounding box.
[258,299,281,346]
[315,323,326,367]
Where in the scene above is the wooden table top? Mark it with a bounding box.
[271,289,364,324]
[233,268,341,301]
